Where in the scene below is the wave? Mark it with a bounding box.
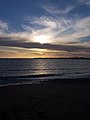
[0,73,57,79]
[0,72,90,80]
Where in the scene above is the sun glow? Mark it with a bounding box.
[33,35,50,44]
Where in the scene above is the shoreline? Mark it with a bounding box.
[0,77,90,88]
[0,79,90,119]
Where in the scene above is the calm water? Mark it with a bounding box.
[0,59,90,86]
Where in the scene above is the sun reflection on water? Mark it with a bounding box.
[32,59,50,75]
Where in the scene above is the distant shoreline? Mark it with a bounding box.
[0,58,90,59]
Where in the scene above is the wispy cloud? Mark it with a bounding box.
[80,0,90,4]
[42,5,75,14]
[22,16,75,44]
[0,20,8,32]
[0,14,90,57]
[22,15,90,45]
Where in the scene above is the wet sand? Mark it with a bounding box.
[0,80,90,120]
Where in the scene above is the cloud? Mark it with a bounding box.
[42,5,76,14]
[0,38,89,52]
[22,16,75,44]
[0,15,90,46]
[0,20,8,32]
[80,0,90,4]
[0,14,90,57]
[74,16,90,31]
[22,15,90,45]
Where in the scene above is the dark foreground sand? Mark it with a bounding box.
[0,80,90,120]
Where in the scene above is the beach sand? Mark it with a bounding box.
[0,80,90,120]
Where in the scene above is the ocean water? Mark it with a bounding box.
[0,58,90,86]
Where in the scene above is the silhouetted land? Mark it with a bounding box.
[0,57,90,60]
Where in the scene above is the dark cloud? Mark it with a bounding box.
[65,42,79,44]
[0,38,90,52]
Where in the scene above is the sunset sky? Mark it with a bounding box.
[0,0,90,58]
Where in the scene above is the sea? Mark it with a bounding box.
[0,58,90,86]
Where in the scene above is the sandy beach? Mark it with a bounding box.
[0,80,90,120]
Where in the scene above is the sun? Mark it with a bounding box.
[34,35,49,44]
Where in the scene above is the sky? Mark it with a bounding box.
[0,0,90,58]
